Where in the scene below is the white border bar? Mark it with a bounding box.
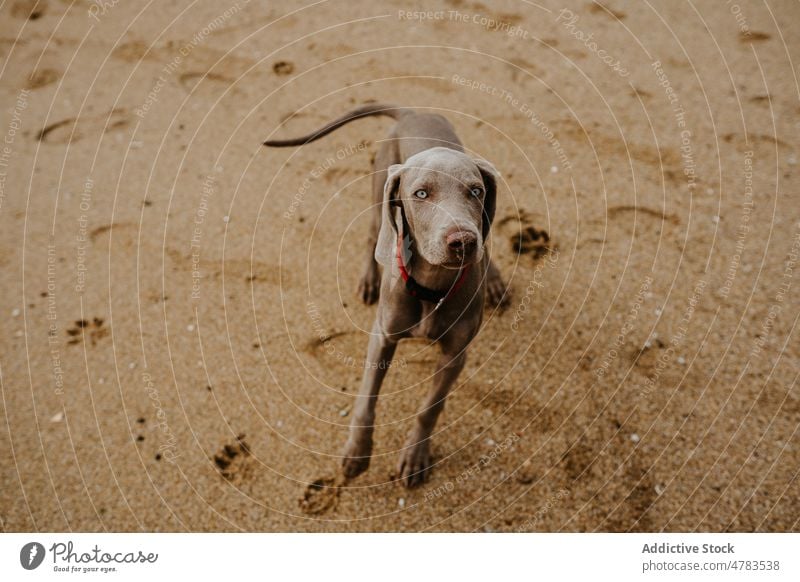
[2,533,797,581]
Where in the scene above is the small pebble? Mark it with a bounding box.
[711,215,720,223]
[398,498,405,508]
[11,308,21,317]
[655,308,662,316]
[50,411,64,423]
[128,362,136,369]
[630,433,640,443]
[222,216,230,223]
[655,483,665,495]
[677,356,686,365]
[339,409,349,417]
[485,438,496,447]
[550,165,558,173]
[187,324,195,332]
[276,420,283,428]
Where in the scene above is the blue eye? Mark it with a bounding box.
[414,189,428,199]
[470,187,483,197]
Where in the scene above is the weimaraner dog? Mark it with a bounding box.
[264,104,508,487]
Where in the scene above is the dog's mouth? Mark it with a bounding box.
[418,236,482,269]
[440,251,481,269]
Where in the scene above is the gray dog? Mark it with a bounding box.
[264,104,508,487]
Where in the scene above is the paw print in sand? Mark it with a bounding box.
[299,475,344,515]
[512,226,553,260]
[498,211,556,262]
[213,434,252,481]
[66,317,108,346]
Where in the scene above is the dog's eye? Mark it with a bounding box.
[470,187,483,197]
[414,189,428,199]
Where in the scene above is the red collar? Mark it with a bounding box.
[396,235,471,309]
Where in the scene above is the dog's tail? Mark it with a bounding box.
[263,103,410,147]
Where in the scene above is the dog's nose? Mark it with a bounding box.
[446,229,477,252]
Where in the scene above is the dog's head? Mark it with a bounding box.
[375,147,498,269]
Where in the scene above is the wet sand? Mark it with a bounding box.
[0,0,798,531]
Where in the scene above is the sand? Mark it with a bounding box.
[0,0,798,532]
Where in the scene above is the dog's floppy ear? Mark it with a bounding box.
[474,158,499,240]
[375,163,404,267]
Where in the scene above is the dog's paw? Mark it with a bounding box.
[485,263,510,308]
[396,439,432,488]
[357,267,380,305]
[341,438,372,479]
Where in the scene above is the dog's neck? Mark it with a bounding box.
[395,230,471,305]
[404,253,465,291]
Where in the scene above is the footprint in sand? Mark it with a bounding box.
[722,132,790,153]
[25,68,60,90]
[606,205,680,226]
[299,475,343,515]
[178,71,235,91]
[749,94,771,105]
[499,212,555,261]
[66,317,107,346]
[629,87,652,100]
[36,109,133,145]
[11,0,45,20]
[212,434,252,481]
[112,40,255,78]
[552,119,683,179]
[740,31,771,43]
[272,61,294,76]
[588,2,627,20]
[513,225,552,259]
[111,40,151,62]
[303,329,366,369]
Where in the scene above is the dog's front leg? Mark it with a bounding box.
[342,321,397,479]
[397,350,466,488]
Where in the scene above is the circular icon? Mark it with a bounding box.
[20,542,45,570]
